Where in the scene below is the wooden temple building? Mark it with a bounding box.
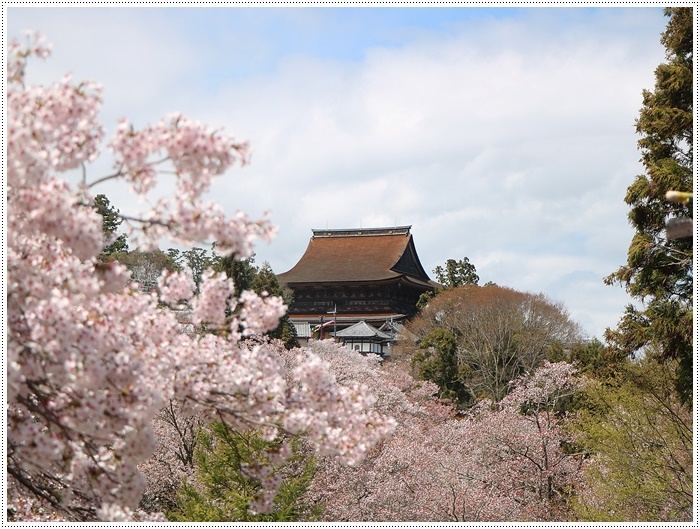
[277,226,438,355]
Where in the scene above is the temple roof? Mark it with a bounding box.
[277,226,436,288]
[335,320,393,340]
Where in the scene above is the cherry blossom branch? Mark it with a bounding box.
[85,157,170,189]
[7,33,395,522]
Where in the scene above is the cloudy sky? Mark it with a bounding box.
[8,6,670,339]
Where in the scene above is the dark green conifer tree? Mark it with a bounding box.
[410,327,473,405]
[168,423,319,522]
[433,257,480,288]
[215,252,258,297]
[215,256,298,349]
[251,262,298,348]
[605,8,693,403]
[417,257,479,309]
[93,194,128,259]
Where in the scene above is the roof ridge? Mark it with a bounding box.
[312,226,411,238]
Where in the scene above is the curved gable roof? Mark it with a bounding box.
[277,226,434,286]
[335,320,392,339]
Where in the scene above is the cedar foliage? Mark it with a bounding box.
[433,257,480,288]
[417,256,479,308]
[605,7,693,403]
[93,193,129,259]
[168,423,319,522]
[215,254,299,348]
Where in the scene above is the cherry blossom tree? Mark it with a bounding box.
[307,351,585,522]
[6,33,394,522]
[137,400,201,515]
[138,338,395,519]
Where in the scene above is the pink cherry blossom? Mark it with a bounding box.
[6,34,394,522]
[308,357,584,522]
[238,290,287,337]
[157,268,196,306]
[191,269,234,325]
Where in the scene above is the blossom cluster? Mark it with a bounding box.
[283,346,397,466]
[109,113,249,197]
[191,269,234,325]
[157,268,196,306]
[6,35,394,522]
[308,356,584,522]
[7,32,102,187]
[238,289,288,337]
[7,31,51,83]
[107,112,277,256]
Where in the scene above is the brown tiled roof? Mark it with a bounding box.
[278,226,434,286]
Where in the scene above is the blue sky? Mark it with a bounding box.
[7,6,672,338]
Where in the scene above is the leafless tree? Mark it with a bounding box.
[399,284,584,402]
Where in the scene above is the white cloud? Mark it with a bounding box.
[6,7,668,339]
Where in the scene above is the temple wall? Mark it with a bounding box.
[286,281,424,317]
